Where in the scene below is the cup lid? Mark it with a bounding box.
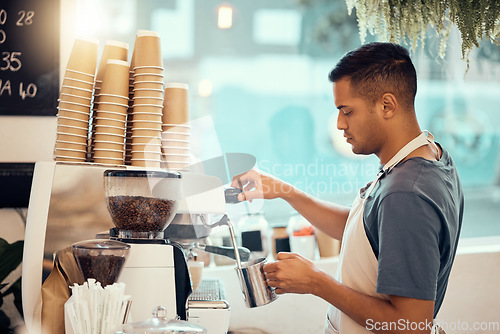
[165,83,188,90]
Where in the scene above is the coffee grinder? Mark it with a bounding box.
[103,169,190,322]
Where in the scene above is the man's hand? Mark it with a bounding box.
[263,252,322,295]
[231,169,294,202]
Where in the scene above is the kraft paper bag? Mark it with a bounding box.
[41,247,84,334]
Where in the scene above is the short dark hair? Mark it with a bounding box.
[328,42,417,110]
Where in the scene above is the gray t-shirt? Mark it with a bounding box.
[363,146,464,317]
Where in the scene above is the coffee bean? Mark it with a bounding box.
[75,253,126,286]
[107,195,175,232]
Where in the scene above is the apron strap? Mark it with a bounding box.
[383,130,434,174]
[363,131,434,199]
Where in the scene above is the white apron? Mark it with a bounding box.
[326,131,440,333]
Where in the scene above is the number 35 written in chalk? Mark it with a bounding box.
[1,51,22,72]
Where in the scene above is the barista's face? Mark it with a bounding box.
[333,78,383,156]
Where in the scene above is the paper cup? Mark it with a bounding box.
[61,77,95,90]
[100,59,130,97]
[57,124,88,137]
[57,115,90,128]
[161,138,190,146]
[132,96,164,104]
[58,100,92,114]
[131,112,163,122]
[93,140,125,151]
[57,107,91,119]
[93,157,124,165]
[93,148,124,159]
[95,116,127,126]
[130,159,161,168]
[134,30,162,67]
[54,148,87,160]
[130,136,161,145]
[98,93,129,102]
[131,127,162,136]
[162,153,190,160]
[94,124,126,136]
[55,140,87,151]
[96,104,129,116]
[131,151,163,160]
[131,120,162,130]
[54,155,86,162]
[134,73,164,81]
[65,69,96,82]
[132,88,164,98]
[59,93,92,105]
[96,40,129,82]
[94,133,126,142]
[133,106,163,115]
[134,66,164,74]
[161,146,190,155]
[130,143,162,152]
[57,132,88,143]
[60,84,94,100]
[162,124,191,135]
[65,37,99,76]
[133,81,164,91]
[162,161,189,170]
[163,83,189,125]
[161,131,190,141]
[96,110,128,122]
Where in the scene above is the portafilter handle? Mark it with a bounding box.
[225,187,243,204]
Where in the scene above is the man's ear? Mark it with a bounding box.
[381,93,397,119]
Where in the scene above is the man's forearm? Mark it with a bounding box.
[282,186,350,241]
[312,271,433,334]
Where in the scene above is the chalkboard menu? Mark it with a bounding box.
[0,0,60,116]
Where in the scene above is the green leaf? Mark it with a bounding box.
[5,277,23,318]
[0,239,24,284]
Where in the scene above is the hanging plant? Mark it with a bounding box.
[344,0,500,65]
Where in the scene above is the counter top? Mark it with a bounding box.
[202,256,339,334]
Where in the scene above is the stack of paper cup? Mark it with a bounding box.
[92,59,130,166]
[54,38,98,162]
[90,41,129,161]
[161,83,190,171]
[130,30,164,168]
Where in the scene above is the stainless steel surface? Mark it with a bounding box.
[188,278,229,310]
[235,257,278,308]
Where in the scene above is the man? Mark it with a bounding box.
[231,42,463,334]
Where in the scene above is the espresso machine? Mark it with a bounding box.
[21,162,248,333]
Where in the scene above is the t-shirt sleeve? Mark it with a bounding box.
[375,192,441,300]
